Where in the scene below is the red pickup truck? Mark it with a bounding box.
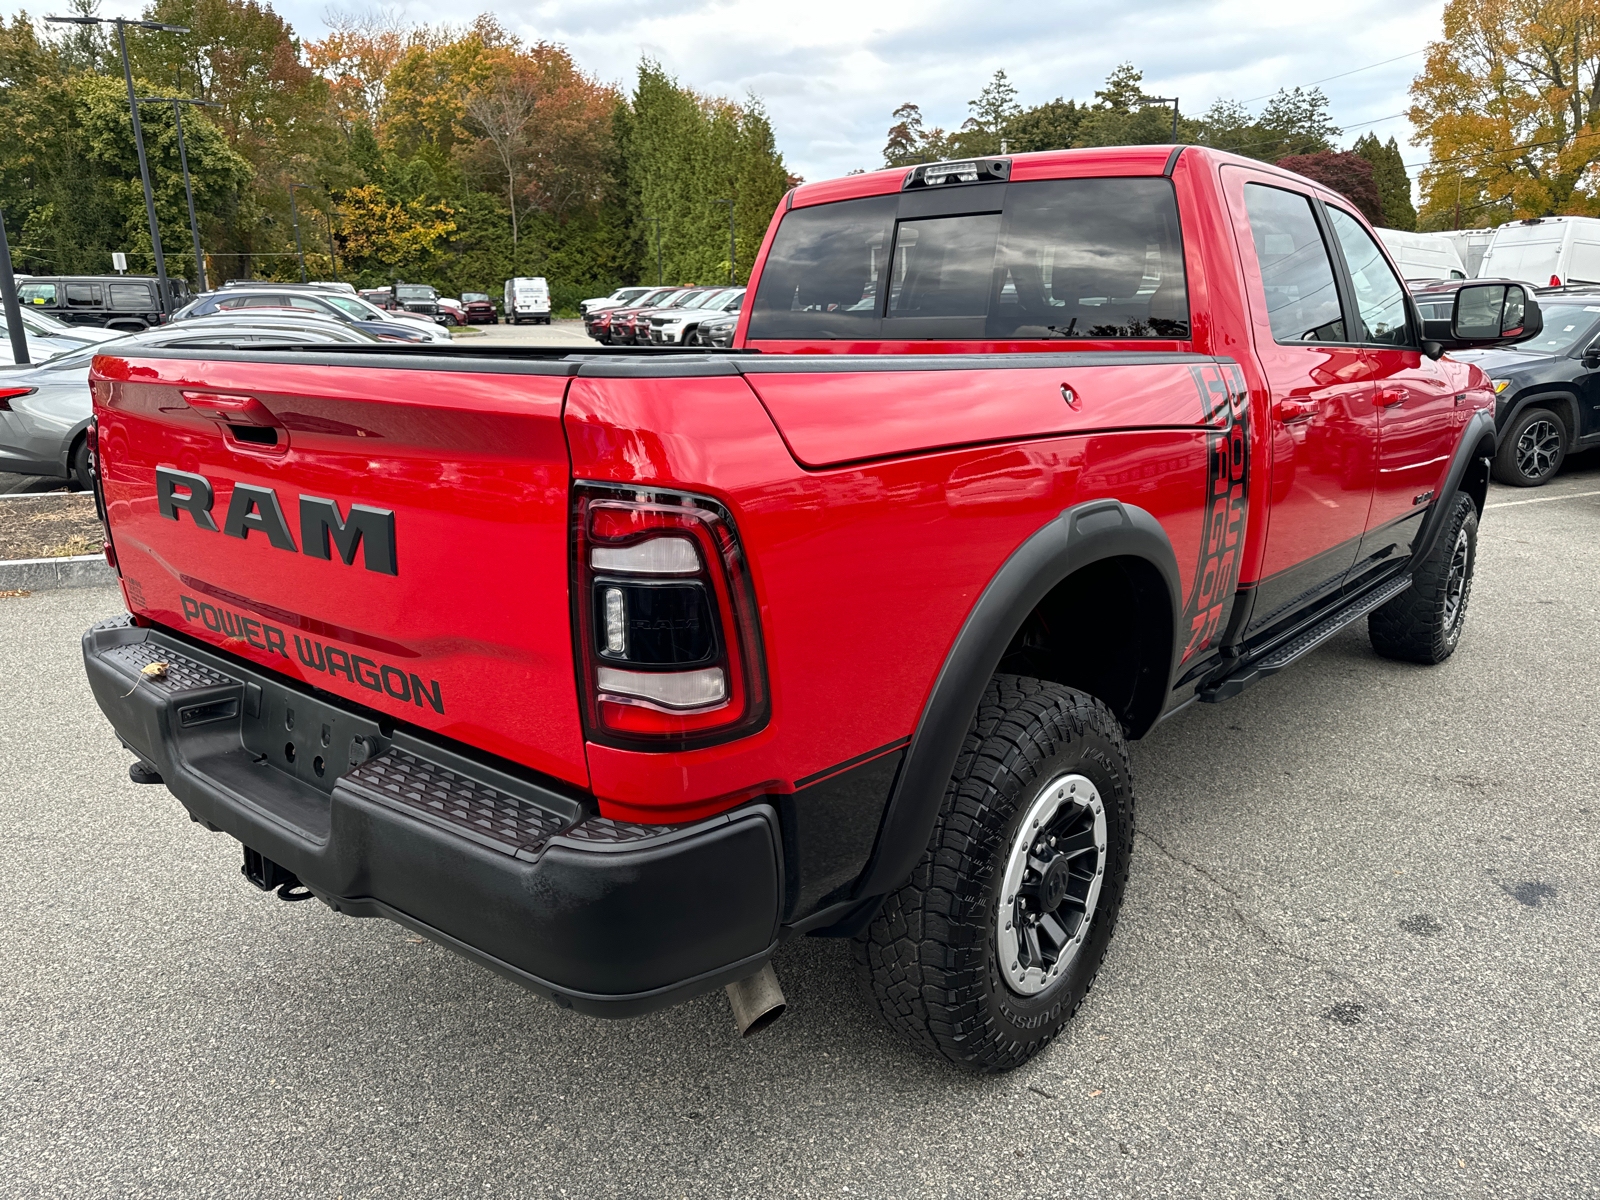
[81,146,1539,1072]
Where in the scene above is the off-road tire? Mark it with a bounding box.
[1368,492,1477,664]
[1492,406,1566,486]
[852,675,1134,1072]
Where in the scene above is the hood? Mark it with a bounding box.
[1446,346,1559,374]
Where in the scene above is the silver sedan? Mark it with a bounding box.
[0,313,381,489]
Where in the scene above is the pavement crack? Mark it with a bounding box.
[1134,828,1318,966]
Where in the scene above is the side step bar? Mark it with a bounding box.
[1199,574,1412,703]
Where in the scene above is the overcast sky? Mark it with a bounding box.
[47,0,1446,183]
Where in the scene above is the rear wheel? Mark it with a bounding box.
[1368,492,1477,664]
[70,437,90,492]
[1492,406,1566,486]
[853,676,1134,1072]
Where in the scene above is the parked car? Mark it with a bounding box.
[650,288,744,344]
[505,277,552,325]
[0,314,378,488]
[585,286,679,341]
[459,292,497,323]
[1478,215,1600,287]
[17,274,191,332]
[1440,289,1600,485]
[436,297,467,327]
[1374,228,1468,283]
[172,288,446,343]
[580,286,656,316]
[607,287,718,345]
[0,306,123,363]
[392,283,443,322]
[692,305,740,348]
[358,287,399,311]
[79,145,1533,1072]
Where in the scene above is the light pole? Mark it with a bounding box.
[288,182,314,284]
[714,198,736,284]
[137,95,218,293]
[47,15,189,313]
[1145,96,1180,143]
[644,217,662,285]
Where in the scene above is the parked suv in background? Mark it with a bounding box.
[693,301,741,347]
[460,292,497,323]
[650,288,744,344]
[393,283,442,322]
[19,275,190,331]
[1442,288,1600,485]
[585,286,679,342]
[580,286,655,317]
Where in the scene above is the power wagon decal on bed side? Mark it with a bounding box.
[1180,362,1250,664]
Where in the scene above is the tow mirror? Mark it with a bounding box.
[1421,282,1543,359]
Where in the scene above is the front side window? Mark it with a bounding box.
[1243,183,1346,343]
[1326,208,1412,346]
[19,283,57,305]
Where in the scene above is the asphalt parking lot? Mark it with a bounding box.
[2,456,1597,1198]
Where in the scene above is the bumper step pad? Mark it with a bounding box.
[102,639,236,695]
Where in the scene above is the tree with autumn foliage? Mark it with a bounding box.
[1410,0,1600,226]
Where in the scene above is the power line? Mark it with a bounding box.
[1237,48,1428,105]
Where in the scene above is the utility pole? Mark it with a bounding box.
[137,95,219,293]
[714,198,736,284]
[0,208,31,364]
[645,217,662,285]
[288,182,311,283]
[1146,96,1180,142]
[47,15,189,314]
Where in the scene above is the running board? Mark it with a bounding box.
[1198,574,1412,703]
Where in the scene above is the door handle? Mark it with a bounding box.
[1275,398,1319,424]
[182,390,279,427]
[1375,387,1406,408]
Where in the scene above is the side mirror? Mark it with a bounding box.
[1421,283,1543,357]
[1583,346,1600,370]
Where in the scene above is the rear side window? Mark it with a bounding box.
[108,283,152,310]
[749,179,1188,341]
[1243,184,1346,343]
[65,283,101,307]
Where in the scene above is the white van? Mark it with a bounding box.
[1477,216,1600,287]
[504,277,551,325]
[1374,228,1467,283]
[1440,229,1495,278]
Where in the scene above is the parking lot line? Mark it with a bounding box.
[1485,487,1600,509]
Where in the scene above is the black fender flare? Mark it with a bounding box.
[1499,388,1580,445]
[850,498,1182,901]
[1414,408,1496,562]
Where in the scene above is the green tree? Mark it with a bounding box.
[1353,133,1417,230]
[883,102,957,166]
[957,69,1020,156]
[1003,98,1082,152]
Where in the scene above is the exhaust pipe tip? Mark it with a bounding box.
[725,963,786,1038]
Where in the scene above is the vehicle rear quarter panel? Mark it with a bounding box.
[564,372,1219,821]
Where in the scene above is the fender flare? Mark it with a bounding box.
[850,498,1183,901]
[1500,388,1580,444]
[1413,408,1496,563]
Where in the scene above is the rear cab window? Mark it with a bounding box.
[748,175,1189,343]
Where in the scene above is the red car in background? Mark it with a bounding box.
[460,292,497,324]
[609,287,726,345]
[586,286,682,343]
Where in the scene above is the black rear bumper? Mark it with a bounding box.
[82,615,781,1017]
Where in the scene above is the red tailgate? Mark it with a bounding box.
[93,354,589,788]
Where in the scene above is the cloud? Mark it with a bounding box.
[59,0,1446,180]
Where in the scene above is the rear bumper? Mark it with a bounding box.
[82,615,782,1017]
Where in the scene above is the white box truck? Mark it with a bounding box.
[504,277,551,325]
[1374,228,1467,282]
[1477,216,1600,287]
[1441,229,1495,278]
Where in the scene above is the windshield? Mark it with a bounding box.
[462,292,489,302]
[1515,303,1600,355]
[395,285,434,300]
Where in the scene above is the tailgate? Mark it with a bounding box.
[92,353,588,788]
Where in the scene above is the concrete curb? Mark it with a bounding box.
[0,554,115,591]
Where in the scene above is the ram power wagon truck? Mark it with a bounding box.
[81,147,1541,1072]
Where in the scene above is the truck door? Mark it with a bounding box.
[1226,173,1378,636]
[1322,206,1459,577]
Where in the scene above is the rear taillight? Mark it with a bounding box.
[0,386,35,411]
[572,482,769,751]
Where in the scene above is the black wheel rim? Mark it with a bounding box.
[1443,526,1470,630]
[1516,418,1561,479]
[997,772,1107,996]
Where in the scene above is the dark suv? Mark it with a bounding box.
[1426,284,1600,485]
[393,283,442,322]
[18,275,190,331]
